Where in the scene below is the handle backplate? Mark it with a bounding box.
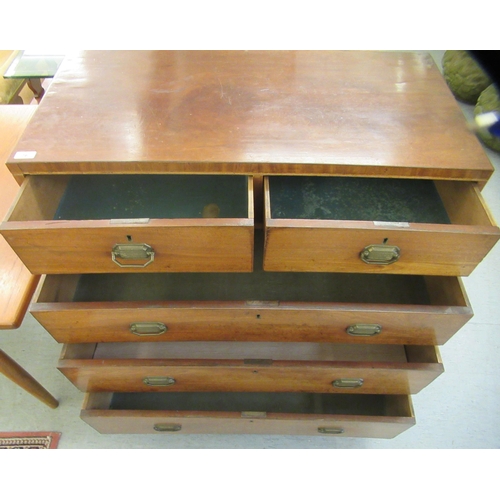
[333,378,364,388]
[130,322,167,336]
[153,423,182,432]
[112,243,155,268]
[143,376,176,386]
[360,244,400,265]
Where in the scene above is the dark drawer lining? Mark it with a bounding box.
[54,175,250,220]
[72,271,431,304]
[109,392,407,416]
[269,176,451,223]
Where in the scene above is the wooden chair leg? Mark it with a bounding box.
[0,349,58,408]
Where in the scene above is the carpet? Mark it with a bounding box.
[0,432,61,449]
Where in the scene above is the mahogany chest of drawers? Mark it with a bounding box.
[2,50,498,438]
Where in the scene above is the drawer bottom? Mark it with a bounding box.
[81,392,415,438]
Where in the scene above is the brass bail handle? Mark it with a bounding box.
[111,243,155,268]
[347,324,382,337]
[360,244,400,265]
[153,424,182,432]
[333,378,364,388]
[130,322,167,336]
[318,427,345,435]
[143,377,176,386]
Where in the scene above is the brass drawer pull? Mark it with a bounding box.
[333,378,364,388]
[111,243,155,268]
[347,324,382,336]
[143,376,176,386]
[318,427,345,435]
[360,244,400,265]
[130,322,167,336]
[153,424,182,432]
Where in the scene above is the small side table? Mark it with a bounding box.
[3,51,64,102]
[0,105,57,408]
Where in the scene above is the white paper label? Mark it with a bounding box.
[373,221,410,228]
[14,151,37,159]
[109,218,150,224]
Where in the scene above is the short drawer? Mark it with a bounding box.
[58,342,443,394]
[32,269,472,345]
[0,174,254,274]
[263,176,500,276]
[81,392,415,438]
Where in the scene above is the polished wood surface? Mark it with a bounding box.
[263,178,500,276]
[0,105,39,328]
[0,349,58,408]
[8,51,493,181]
[81,392,415,437]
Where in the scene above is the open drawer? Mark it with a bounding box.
[0,174,254,274]
[59,342,443,395]
[263,176,500,275]
[81,392,415,438]
[31,266,472,345]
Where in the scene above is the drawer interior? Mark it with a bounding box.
[103,392,412,416]
[67,342,418,363]
[8,174,251,221]
[39,271,467,307]
[267,176,494,227]
[42,272,431,304]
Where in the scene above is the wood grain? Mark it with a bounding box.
[7,51,493,181]
[0,105,39,328]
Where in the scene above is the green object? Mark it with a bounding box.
[475,84,500,152]
[3,51,64,79]
[442,51,492,103]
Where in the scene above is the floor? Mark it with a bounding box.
[1,51,499,449]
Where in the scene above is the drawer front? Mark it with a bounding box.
[81,392,415,438]
[58,343,443,394]
[31,275,472,346]
[2,223,254,274]
[0,175,254,274]
[264,177,500,276]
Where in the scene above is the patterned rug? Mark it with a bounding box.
[0,432,60,449]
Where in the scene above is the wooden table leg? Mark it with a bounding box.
[0,349,58,409]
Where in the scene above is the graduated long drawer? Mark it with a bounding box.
[81,392,415,438]
[59,342,443,394]
[263,177,500,276]
[0,175,254,274]
[31,272,472,345]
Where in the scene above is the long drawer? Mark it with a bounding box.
[81,392,416,438]
[0,174,254,274]
[58,342,443,394]
[31,269,472,345]
[263,176,500,275]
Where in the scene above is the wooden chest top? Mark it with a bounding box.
[8,50,493,180]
